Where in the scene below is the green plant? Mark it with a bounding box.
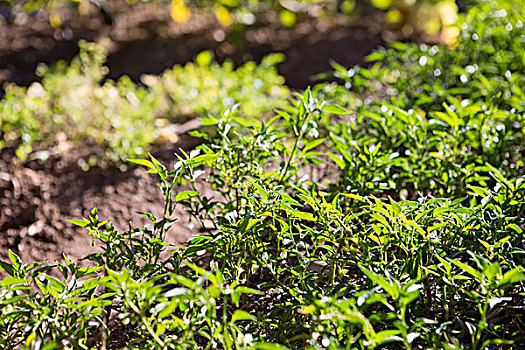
[0,41,288,166]
[1,1,524,348]
[1,90,524,349]
[317,0,525,113]
[314,0,525,199]
[142,50,288,121]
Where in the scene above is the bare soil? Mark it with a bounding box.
[0,136,203,265]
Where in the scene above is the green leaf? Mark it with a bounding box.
[389,197,402,216]
[365,51,387,62]
[245,219,260,231]
[301,138,326,154]
[231,310,256,323]
[374,330,403,344]
[342,193,365,202]
[8,250,22,270]
[127,158,154,169]
[450,259,483,281]
[175,191,199,202]
[44,275,65,293]
[506,224,522,233]
[346,309,376,339]
[390,42,408,51]
[359,265,399,299]
[280,193,301,206]
[291,211,316,221]
[67,219,90,228]
[498,268,525,287]
[235,286,264,295]
[322,104,348,115]
[327,153,346,170]
[252,183,269,201]
[0,261,15,276]
[468,185,490,197]
[191,153,218,166]
[435,254,452,275]
[0,276,28,287]
[406,220,426,238]
[158,300,180,319]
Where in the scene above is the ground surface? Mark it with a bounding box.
[0,1,384,266]
[0,137,204,264]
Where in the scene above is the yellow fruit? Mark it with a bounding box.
[49,11,62,28]
[170,0,191,23]
[216,6,233,27]
[442,26,460,49]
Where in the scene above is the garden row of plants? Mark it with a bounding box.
[1,0,524,349]
[0,42,288,166]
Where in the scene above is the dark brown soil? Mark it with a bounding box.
[0,135,205,266]
[0,1,385,267]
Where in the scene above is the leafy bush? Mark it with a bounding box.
[0,41,288,165]
[1,90,523,348]
[314,0,525,197]
[142,50,288,121]
[1,0,523,348]
[317,0,525,113]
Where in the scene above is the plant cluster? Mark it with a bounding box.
[313,0,525,197]
[317,0,524,112]
[0,41,288,165]
[1,0,524,349]
[141,50,287,123]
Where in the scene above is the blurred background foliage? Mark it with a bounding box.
[0,41,288,165]
[0,0,459,36]
[0,0,519,168]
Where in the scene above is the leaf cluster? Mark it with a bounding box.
[0,42,288,165]
[1,0,524,349]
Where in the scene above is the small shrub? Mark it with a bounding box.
[0,41,288,165]
[1,1,523,348]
